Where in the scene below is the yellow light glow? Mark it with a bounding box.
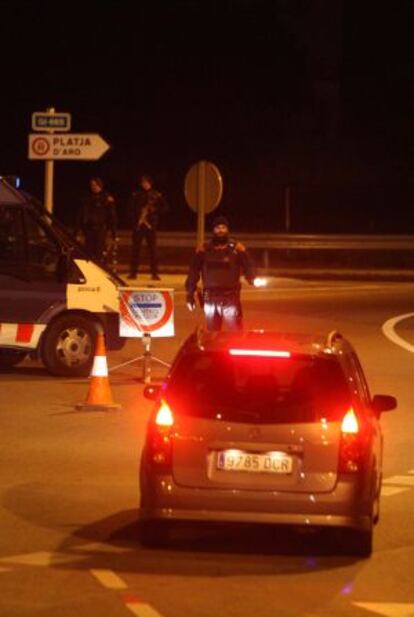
[341,408,359,434]
[155,401,174,427]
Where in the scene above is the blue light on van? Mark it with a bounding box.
[1,175,21,188]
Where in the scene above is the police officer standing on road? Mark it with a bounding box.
[127,174,168,281]
[78,176,117,263]
[185,216,257,331]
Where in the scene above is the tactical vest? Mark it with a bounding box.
[84,192,111,227]
[201,241,242,290]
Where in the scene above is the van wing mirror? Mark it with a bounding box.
[143,384,161,400]
[371,394,397,414]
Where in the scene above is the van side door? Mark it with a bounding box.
[0,205,66,323]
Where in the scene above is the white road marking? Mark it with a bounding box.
[90,569,127,589]
[383,476,414,487]
[122,595,163,617]
[244,285,385,295]
[73,542,132,554]
[382,313,414,353]
[0,551,77,566]
[125,604,163,617]
[381,486,410,497]
[353,602,414,616]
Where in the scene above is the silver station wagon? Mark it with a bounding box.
[140,329,396,556]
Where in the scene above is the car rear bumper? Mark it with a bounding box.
[140,474,374,531]
[139,507,371,530]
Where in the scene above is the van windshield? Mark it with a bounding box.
[24,192,125,286]
[167,351,351,424]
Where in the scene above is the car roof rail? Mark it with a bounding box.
[326,330,344,348]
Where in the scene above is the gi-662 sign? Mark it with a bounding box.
[28,133,110,160]
[32,111,71,132]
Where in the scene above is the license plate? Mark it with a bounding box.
[217,450,293,474]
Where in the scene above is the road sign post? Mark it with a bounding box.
[184,160,223,245]
[29,108,109,214]
[284,186,291,232]
[198,161,206,246]
[44,155,54,215]
[40,108,58,213]
[31,108,72,213]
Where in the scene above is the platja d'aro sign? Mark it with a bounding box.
[118,288,174,338]
[28,133,110,160]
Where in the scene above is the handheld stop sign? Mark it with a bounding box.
[119,288,174,338]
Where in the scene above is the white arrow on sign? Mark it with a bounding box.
[353,602,414,617]
[28,133,110,161]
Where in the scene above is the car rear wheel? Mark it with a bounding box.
[41,315,98,377]
[140,520,170,548]
[0,349,27,370]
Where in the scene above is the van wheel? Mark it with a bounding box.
[0,349,27,370]
[41,315,97,377]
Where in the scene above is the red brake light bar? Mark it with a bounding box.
[229,349,291,358]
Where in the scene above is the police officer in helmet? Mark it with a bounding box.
[185,216,257,331]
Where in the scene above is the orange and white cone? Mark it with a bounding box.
[76,327,120,411]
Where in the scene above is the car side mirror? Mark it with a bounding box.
[143,384,161,400]
[371,394,397,415]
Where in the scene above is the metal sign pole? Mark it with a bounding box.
[108,333,171,381]
[142,333,152,384]
[197,160,206,246]
[285,186,291,233]
[44,107,55,214]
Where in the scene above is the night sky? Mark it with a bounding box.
[1,0,414,233]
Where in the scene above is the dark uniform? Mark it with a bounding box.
[185,222,256,331]
[78,182,117,262]
[128,180,167,280]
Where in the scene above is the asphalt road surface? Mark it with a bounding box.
[1,277,413,617]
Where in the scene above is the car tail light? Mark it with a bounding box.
[155,401,174,427]
[341,407,359,433]
[338,407,363,473]
[147,400,174,469]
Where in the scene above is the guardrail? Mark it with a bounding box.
[110,231,414,275]
[116,231,414,251]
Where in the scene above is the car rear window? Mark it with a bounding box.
[167,351,351,424]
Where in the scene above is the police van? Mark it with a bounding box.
[0,177,125,376]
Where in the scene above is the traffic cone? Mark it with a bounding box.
[76,326,121,411]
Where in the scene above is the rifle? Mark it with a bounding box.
[138,204,153,229]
